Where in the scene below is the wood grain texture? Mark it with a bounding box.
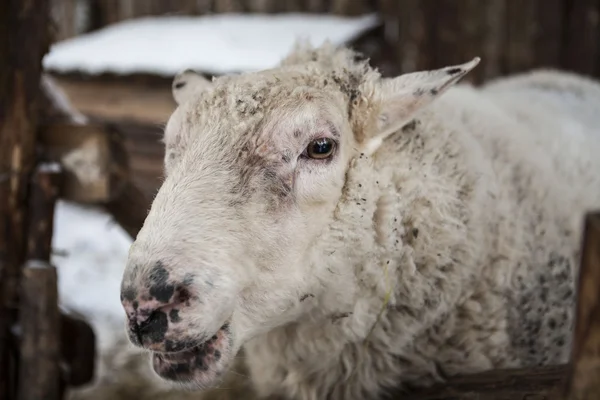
[564,212,600,400]
[26,164,63,261]
[0,0,51,398]
[39,122,130,203]
[561,0,600,76]
[17,261,61,400]
[390,365,565,400]
[18,164,62,400]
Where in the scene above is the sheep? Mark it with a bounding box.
[117,42,600,400]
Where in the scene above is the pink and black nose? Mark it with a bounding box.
[120,263,192,350]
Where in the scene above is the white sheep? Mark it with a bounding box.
[115,42,600,400]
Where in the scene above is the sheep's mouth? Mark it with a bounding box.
[151,324,231,387]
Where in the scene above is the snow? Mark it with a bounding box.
[52,200,132,345]
[43,13,379,76]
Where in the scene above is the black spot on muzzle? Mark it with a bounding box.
[149,262,175,303]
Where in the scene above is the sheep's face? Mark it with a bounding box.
[120,46,479,390]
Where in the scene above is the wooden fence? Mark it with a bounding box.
[3,1,600,399]
[1,2,96,400]
[50,0,600,82]
[379,0,600,83]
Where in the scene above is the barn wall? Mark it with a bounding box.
[379,0,600,82]
[49,0,600,82]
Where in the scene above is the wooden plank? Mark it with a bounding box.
[395,364,566,400]
[50,0,77,41]
[92,0,123,27]
[213,0,245,13]
[25,164,63,260]
[101,118,165,200]
[39,122,129,203]
[432,0,461,67]
[458,0,486,84]
[564,212,600,400]
[533,0,564,68]
[39,73,165,203]
[36,88,158,237]
[561,0,600,76]
[51,75,175,126]
[0,0,51,398]
[39,74,136,204]
[331,0,372,15]
[17,261,60,400]
[194,0,214,14]
[395,0,430,73]
[378,0,398,42]
[505,0,537,74]
[480,0,507,80]
[348,23,399,78]
[305,0,328,13]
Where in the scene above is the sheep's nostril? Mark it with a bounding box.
[137,309,158,332]
[137,308,170,345]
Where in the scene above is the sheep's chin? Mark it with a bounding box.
[150,324,233,390]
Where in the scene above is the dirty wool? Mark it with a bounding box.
[69,42,600,400]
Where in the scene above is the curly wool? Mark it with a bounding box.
[72,44,600,400]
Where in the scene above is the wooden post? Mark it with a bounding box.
[564,212,600,400]
[17,261,60,400]
[0,0,51,399]
[25,164,63,260]
[17,164,63,400]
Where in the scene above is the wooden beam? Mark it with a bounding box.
[50,74,175,126]
[561,0,600,76]
[385,364,565,400]
[39,122,129,203]
[98,117,165,200]
[0,0,51,398]
[38,120,153,239]
[564,212,600,400]
[38,75,157,237]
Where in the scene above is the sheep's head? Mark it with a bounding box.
[120,44,479,390]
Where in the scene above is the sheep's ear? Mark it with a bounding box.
[362,57,480,155]
[172,69,213,105]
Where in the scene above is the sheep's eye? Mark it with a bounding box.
[305,138,336,160]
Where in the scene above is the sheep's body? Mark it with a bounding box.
[100,45,600,400]
[237,68,600,400]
